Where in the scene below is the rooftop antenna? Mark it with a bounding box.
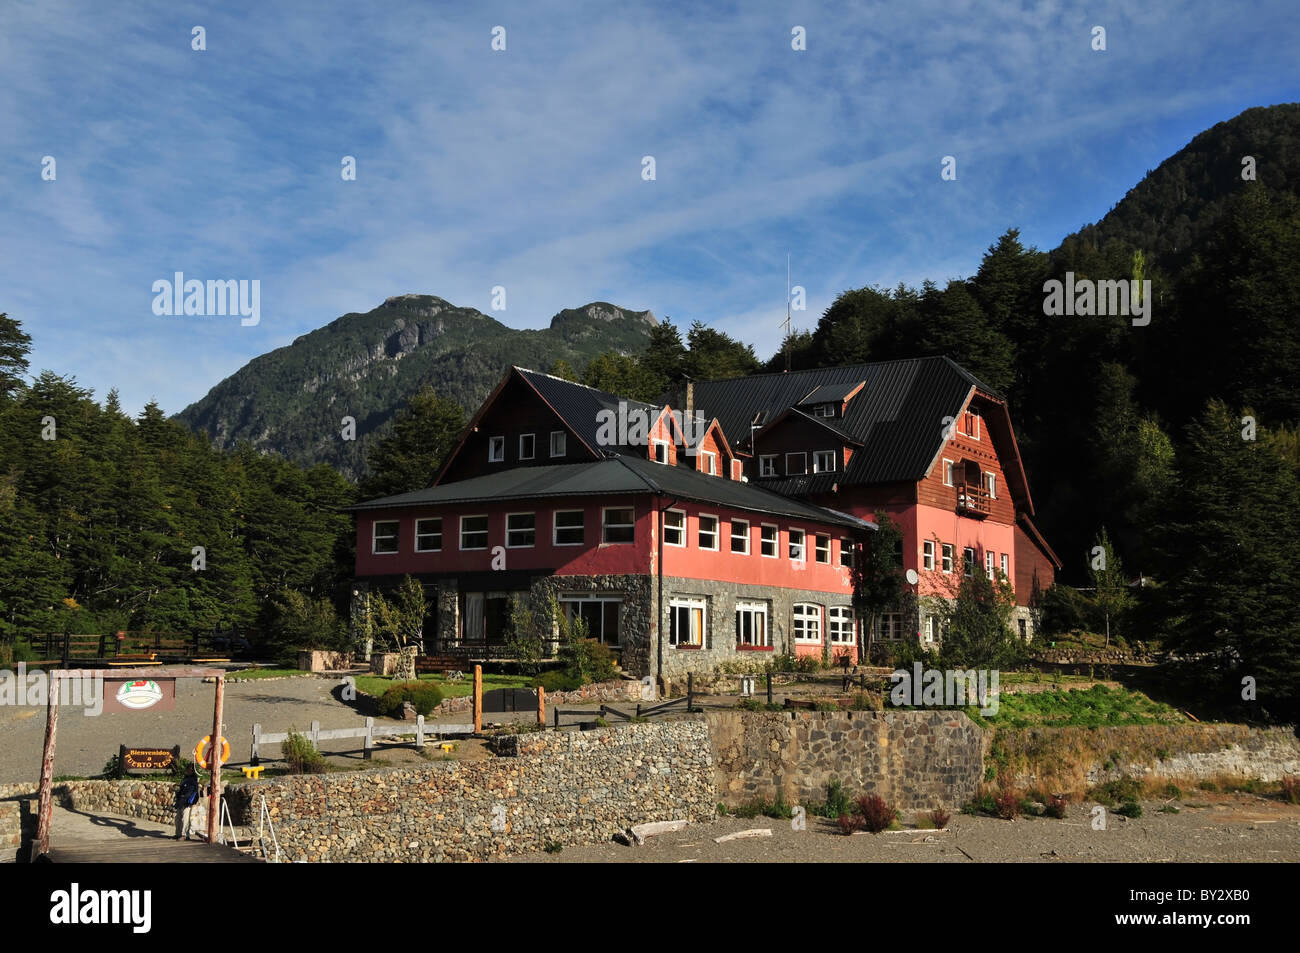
[782,253,792,374]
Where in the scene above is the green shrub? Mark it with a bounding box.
[810,779,853,818]
[1116,800,1143,818]
[377,680,444,717]
[794,655,821,674]
[1089,776,1142,808]
[281,729,328,774]
[533,670,582,693]
[101,753,122,778]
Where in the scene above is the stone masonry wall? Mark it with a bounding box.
[707,709,985,811]
[224,720,714,862]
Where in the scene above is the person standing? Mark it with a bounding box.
[173,764,201,840]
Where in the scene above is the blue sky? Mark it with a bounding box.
[3,0,1297,416]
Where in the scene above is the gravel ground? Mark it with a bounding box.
[501,796,1300,863]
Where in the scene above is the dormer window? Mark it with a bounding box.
[813,450,836,473]
[653,440,670,465]
[786,452,807,475]
[759,455,777,477]
[962,409,980,440]
[488,436,505,462]
[813,403,836,418]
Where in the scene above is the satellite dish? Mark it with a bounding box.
[905,569,919,586]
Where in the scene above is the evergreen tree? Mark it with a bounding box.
[0,314,32,401]
[359,386,465,498]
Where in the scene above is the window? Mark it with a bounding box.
[506,513,535,548]
[924,615,935,643]
[700,451,718,475]
[813,450,836,473]
[828,607,855,644]
[550,430,566,457]
[561,596,622,645]
[963,409,980,440]
[602,507,635,544]
[415,518,442,552]
[460,515,489,550]
[372,520,399,554]
[663,509,686,547]
[1001,553,1009,577]
[840,538,854,567]
[942,459,955,486]
[964,547,976,577]
[813,403,836,418]
[653,440,670,464]
[985,550,996,580]
[730,519,750,554]
[793,604,821,643]
[760,524,778,558]
[789,528,806,561]
[736,601,769,647]
[669,598,706,647]
[519,433,535,460]
[877,612,904,641]
[815,535,831,564]
[759,455,777,477]
[786,452,807,475]
[941,543,954,573]
[488,436,505,462]
[553,510,584,546]
[698,514,719,551]
[986,472,997,499]
[923,539,935,571]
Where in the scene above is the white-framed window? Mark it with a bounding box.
[698,514,719,551]
[986,472,997,499]
[653,440,670,465]
[924,615,935,643]
[840,538,854,568]
[813,450,836,473]
[736,601,769,647]
[815,534,831,564]
[942,459,954,486]
[985,550,996,580]
[828,607,855,644]
[813,403,836,418]
[941,543,954,573]
[415,518,442,553]
[786,452,807,475]
[700,451,718,475]
[760,524,778,558]
[788,528,806,562]
[488,436,505,462]
[550,430,566,457]
[553,510,584,546]
[460,515,489,551]
[1001,553,1009,577]
[506,513,535,548]
[669,597,706,647]
[964,547,976,577]
[923,539,935,571]
[877,612,904,641]
[730,519,750,554]
[519,433,535,460]
[663,509,686,547]
[372,520,399,555]
[561,596,622,645]
[602,506,635,544]
[759,455,777,477]
[793,603,821,643]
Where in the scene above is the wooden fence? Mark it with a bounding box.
[250,717,473,763]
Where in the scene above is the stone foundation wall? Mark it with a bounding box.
[707,709,985,811]
[225,720,715,862]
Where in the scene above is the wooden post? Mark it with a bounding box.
[687,672,694,712]
[310,720,320,748]
[537,686,546,725]
[364,717,374,759]
[206,673,224,845]
[473,665,482,733]
[118,744,127,779]
[61,630,69,668]
[33,671,61,859]
[415,714,425,749]
[766,672,773,705]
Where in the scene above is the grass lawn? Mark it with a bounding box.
[969,683,1185,728]
[353,672,533,700]
[226,667,311,681]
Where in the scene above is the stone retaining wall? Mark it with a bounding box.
[707,709,985,811]
[225,720,715,862]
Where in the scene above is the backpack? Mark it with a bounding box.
[177,776,199,807]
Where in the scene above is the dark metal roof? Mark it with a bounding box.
[693,356,994,486]
[516,368,660,457]
[797,381,863,406]
[348,456,871,530]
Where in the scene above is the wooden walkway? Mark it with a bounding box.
[44,806,262,863]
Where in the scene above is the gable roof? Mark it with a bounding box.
[351,456,874,530]
[693,355,1014,489]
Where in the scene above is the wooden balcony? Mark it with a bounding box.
[956,482,990,518]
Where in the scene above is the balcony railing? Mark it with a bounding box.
[957,481,990,517]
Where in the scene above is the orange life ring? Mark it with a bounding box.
[194,735,230,768]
